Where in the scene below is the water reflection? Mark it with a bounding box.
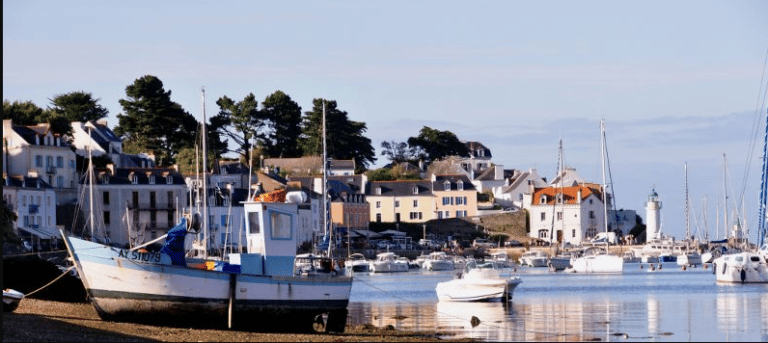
[349,291,768,342]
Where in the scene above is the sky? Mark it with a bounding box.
[4,0,768,243]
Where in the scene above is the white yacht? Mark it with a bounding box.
[370,252,410,273]
[422,251,455,271]
[520,251,549,267]
[436,260,522,302]
[344,253,371,273]
[489,251,516,268]
[712,252,768,283]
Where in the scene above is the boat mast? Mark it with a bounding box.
[600,119,610,251]
[759,110,768,247]
[201,88,208,259]
[684,162,690,250]
[323,101,332,257]
[88,126,95,240]
[723,153,728,241]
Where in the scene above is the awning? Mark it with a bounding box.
[18,226,59,240]
[350,229,382,238]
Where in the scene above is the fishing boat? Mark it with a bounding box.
[370,252,410,273]
[570,120,624,274]
[3,289,24,312]
[712,252,768,283]
[59,93,352,332]
[435,260,522,302]
[422,251,455,271]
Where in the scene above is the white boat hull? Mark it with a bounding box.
[63,235,352,330]
[3,289,24,312]
[570,254,624,273]
[423,260,455,271]
[436,277,521,302]
[370,261,409,273]
[548,256,571,271]
[522,257,549,268]
[712,253,768,283]
[677,253,702,266]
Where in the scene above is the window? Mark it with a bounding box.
[409,212,422,220]
[101,175,109,184]
[132,191,139,207]
[456,210,466,218]
[457,181,463,191]
[70,159,75,168]
[270,211,292,239]
[412,186,418,194]
[442,197,450,205]
[438,212,443,219]
[540,195,547,204]
[166,175,173,184]
[541,212,546,221]
[167,210,173,225]
[150,211,157,228]
[150,191,156,208]
[21,195,26,206]
[56,156,63,168]
[36,155,43,167]
[103,191,110,205]
[444,211,450,218]
[57,176,63,188]
[538,229,548,239]
[376,187,382,195]
[103,211,110,225]
[395,200,400,208]
[412,200,418,207]
[248,212,260,233]
[149,175,156,184]
[556,194,563,204]
[572,229,576,238]
[376,213,381,222]
[589,211,595,219]
[167,191,173,207]
[375,201,381,209]
[443,181,451,191]
[557,211,562,220]
[456,196,464,205]
[131,175,138,184]
[46,156,52,167]
[221,215,229,227]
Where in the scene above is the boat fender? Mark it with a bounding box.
[722,263,727,275]
[740,269,746,283]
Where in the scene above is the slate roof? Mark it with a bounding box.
[4,175,52,189]
[93,168,186,185]
[466,141,492,159]
[432,175,476,191]
[366,179,434,196]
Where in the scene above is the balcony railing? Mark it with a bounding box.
[127,203,176,211]
[46,165,56,174]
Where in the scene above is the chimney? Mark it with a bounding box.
[107,163,115,175]
[577,187,582,204]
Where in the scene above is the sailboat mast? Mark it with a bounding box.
[685,162,690,247]
[88,126,95,240]
[723,153,728,240]
[600,120,609,236]
[201,88,209,259]
[322,102,332,257]
[758,110,768,247]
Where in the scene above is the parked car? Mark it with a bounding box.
[504,240,523,247]
[472,238,496,249]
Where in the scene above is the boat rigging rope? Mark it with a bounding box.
[23,265,75,298]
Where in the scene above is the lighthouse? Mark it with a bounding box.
[645,189,662,243]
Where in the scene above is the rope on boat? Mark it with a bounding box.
[353,277,576,340]
[23,266,76,298]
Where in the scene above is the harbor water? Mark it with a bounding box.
[347,262,768,342]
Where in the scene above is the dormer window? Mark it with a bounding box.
[556,194,563,204]
[443,181,451,191]
[457,180,463,191]
[166,175,173,184]
[131,175,138,185]
[412,186,418,194]
[149,175,156,185]
[376,187,382,195]
[540,195,547,204]
[101,175,109,184]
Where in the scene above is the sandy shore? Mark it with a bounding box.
[3,298,476,342]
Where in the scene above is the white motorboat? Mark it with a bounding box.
[677,252,702,266]
[436,260,522,302]
[370,252,410,273]
[489,251,516,268]
[422,251,455,271]
[570,248,624,274]
[712,252,768,283]
[3,289,24,312]
[548,252,573,271]
[413,253,430,269]
[344,253,371,273]
[520,251,548,267]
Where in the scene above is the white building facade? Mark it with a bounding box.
[523,183,608,246]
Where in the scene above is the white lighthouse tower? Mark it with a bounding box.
[645,189,662,243]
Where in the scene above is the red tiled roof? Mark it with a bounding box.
[531,183,603,205]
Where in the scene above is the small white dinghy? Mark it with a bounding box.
[436,260,521,302]
[3,289,24,312]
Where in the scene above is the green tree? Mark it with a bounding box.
[261,90,302,158]
[114,75,198,166]
[3,100,47,125]
[175,146,218,175]
[47,91,109,123]
[299,99,376,171]
[213,93,268,161]
[407,126,469,163]
[380,141,417,164]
